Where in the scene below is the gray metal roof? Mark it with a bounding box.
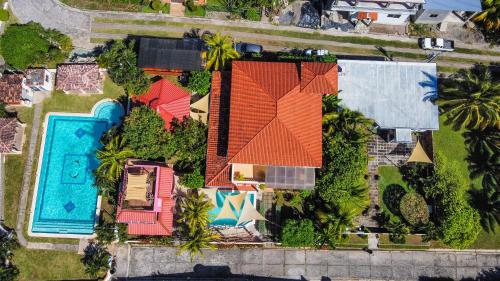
[424,0,482,12]
[337,60,439,130]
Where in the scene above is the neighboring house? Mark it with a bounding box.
[116,161,175,236]
[0,74,23,105]
[0,69,53,106]
[414,0,482,27]
[0,117,25,154]
[55,63,103,94]
[137,37,206,74]
[337,59,439,143]
[323,0,422,26]
[205,61,338,190]
[134,79,191,130]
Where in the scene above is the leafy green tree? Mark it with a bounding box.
[177,192,214,236]
[122,106,171,160]
[93,169,118,199]
[97,40,150,96]
[180,170,205,189]
[97,135,134,182]
[438,65,500,131]
[0,267,19,281]
[281,219,316,247]
[474,0,500,31]
[81,242,110,278]
[203,32,240,71]
[431,153,481,249]
[95,223,116,245]
[399,192,429,226]
[169,117,208,172]
[0,22,72,69]
[188,71,212,96]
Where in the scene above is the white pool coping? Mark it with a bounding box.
[28,99,123,239]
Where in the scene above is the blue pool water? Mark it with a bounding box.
[209,191,255,227]
[31,100,124,235]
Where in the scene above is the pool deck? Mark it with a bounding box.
[27,99,120,239]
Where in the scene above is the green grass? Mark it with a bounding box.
[92,17,500,57]
[378,165,410,217]
[13,248,91,281]
[142,3,170,14]
[62,0,147,12]
[185,5,206,17]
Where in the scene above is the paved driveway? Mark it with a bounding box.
[115,246,500,280]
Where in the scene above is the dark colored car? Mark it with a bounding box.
[235,42,263,55]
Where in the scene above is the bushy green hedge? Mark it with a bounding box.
[281,219,316,247]
[188,71,212,96]
[179,170,205,189]
[400,192,429,226]
[0,9,9,21]
[244,8,260,21]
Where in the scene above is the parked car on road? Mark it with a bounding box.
[418,38,455,52]
[304,49,329,56]
[235,42,263,55]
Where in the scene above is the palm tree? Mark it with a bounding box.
[81,242,110,278]
[96,136,134,182]
[464,128,500,158]
[438,65,500,131]
[315,206,355,248]
[177,228,219,261]
[473,0,500,31]
[203,32,240,71]
[469,189,500,233]
[177,192,214,236]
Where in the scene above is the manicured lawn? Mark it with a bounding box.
[13,248,92,281]
[378,166,410,217]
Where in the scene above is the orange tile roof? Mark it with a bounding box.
[134,79,191,130]
[205,61,338,187]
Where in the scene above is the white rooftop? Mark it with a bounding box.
[337,60,439,131]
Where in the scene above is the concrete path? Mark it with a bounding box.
[115,245,500,280]
[15,104,42,247]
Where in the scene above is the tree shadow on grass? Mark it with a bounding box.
[382,184,407,216]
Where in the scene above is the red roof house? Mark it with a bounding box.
[134,79,191,130]
[116,162,174,236]
[205,61,338,190]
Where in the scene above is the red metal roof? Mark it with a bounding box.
[134,79,191,130]
[205,61,338,187]
[116,166,174,236]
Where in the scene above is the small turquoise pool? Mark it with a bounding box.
[30,100,124,236]
[209,191,256,227]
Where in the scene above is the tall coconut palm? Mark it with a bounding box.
[315,206,355,248]
[322,95,372,141]
[81,243,110,278]
[96,136,134,182]
[203,32,240,71]
[177,228,218,261]
[177,192,214,236]
[438,65,500,131]
[469,189,500,233]
[473,0,500,31]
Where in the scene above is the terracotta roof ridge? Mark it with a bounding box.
[227,115,279,164]
[206,164,230,187]
[274,116,317,165]
[159,80,190,102]
[234,62,278,102]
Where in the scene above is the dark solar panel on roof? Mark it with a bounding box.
[138,37,205,71]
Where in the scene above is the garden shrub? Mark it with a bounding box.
[244,8,260,21]
[382,184,406,216]
[95,224,116,245]
[187,71,212,96]
[179,169,205,189]
[281,219,316,247]
[400,192,429,226]
[0,9,9,21]
[169,118,208,173]
[151,0,162,11]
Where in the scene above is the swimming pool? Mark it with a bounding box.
[29,100,124,237]
[209,191,256,227]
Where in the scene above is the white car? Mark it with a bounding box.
[418,38,455,52]
[304,49,329,56]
